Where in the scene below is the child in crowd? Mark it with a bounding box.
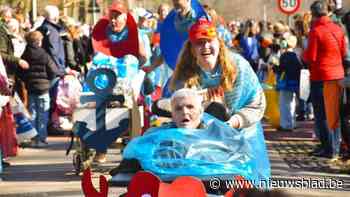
[276,35,303,131]
[18,31,60,147]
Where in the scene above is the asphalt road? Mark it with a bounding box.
[1,121,350,196]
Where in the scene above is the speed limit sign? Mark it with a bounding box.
[277,0,301,15]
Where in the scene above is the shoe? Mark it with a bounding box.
[311,149,333,158]
[93,153,107,163]
[36,141,48,148]
[341,152,350,159]
[310,144,322,152]
[19,140,33,148]
[29,138,48,148]
[1,160,11,168]
[307,114,314,121]
[329,154,341,161]
[308,146,323,155]
[29,138,38,147]
[40,140,48,145]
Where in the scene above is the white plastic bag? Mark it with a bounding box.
[10,93,30,118]
[10,93,37,143]
[56,75,82,115]
[299,69,310,101]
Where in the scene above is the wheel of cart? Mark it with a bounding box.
[72,137,94,175]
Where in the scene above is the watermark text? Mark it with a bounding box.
[209,177,344,190]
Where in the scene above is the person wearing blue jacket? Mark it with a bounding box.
[37,5,65,74]
[237,20,260,72]
[275,35,303,131]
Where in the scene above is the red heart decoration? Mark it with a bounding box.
[125,171,161,197]
[159,176,207,197]
[126,171,207,197]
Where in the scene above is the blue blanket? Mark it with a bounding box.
[123,114,269,185]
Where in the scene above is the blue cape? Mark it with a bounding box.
[160,0,208,69]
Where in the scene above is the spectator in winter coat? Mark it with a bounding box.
[339,10,350,158]
[303,0,347,159]
[0,6,29,77]
[18,31,60,147]
[37,5,65,74]
[0,54,17,168]
[61,16,87,73]
[0,6,28,163]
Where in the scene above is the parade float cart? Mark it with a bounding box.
[68,59,145,174]
[108,98,270,195]
[109,113,270,195]
[68,5,147,174]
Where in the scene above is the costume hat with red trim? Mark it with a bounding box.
[189,19,217,43]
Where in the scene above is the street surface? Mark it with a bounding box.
[1,121,350,196]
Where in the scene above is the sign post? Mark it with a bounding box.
[88,0,100,25]
[277,0,301,26]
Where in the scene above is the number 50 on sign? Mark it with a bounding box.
[278,0,301,15]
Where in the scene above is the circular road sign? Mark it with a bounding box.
[277,0,301,15]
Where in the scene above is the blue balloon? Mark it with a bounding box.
[83,53,139,93]
[160,0,208,69]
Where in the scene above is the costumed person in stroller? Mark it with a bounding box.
[112,19,271,195]
[87,0,148,163]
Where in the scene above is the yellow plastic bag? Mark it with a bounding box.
[263,69,280,129]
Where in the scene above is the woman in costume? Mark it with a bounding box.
[169,19,270,181]
[120,19,270,187]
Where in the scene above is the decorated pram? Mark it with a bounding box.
[109,111,270,195]
[107,2,270,195]
[68,5,147,174]
[67,52,145,174]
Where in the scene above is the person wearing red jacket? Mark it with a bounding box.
[91,1,147,64]
[90,1,150,163]
[303,0,347,159]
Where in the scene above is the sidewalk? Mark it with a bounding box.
[0,121,350,196]
[264,121,350,196]
[0,137,126,196]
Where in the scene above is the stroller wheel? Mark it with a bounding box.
[73,153,82,175]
